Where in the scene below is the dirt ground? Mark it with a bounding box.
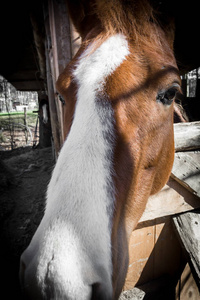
[0,146,54,299]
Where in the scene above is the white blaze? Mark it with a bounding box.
[20,33,129,299]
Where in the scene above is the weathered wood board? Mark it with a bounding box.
[171,151,200,198]
[174,122,200,151]
[173,210,200,290]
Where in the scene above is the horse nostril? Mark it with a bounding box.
[91,282,112,300]
[91,283,103,300]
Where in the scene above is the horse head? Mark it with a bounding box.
[20,1,181,299]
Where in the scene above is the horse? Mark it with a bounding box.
[19,1,181,299]
[39,99,49,125]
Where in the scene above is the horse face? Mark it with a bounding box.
[20,1,181,299]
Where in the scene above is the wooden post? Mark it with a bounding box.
[44,21,61,155]
[24,106,28,144]
[48,0,73,147]
[44,0,75,154]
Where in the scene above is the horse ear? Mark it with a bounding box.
[66,0,97,38]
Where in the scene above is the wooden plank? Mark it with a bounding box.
[139,177,200,223]
[171,152,200,198]
[173,210,200,290]
[174,121,200,151]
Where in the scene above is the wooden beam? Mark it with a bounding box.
[173,210,200,291]
[174,122,200,152]
[9,80,44,91]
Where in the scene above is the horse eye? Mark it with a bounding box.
[156,87,178,105]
